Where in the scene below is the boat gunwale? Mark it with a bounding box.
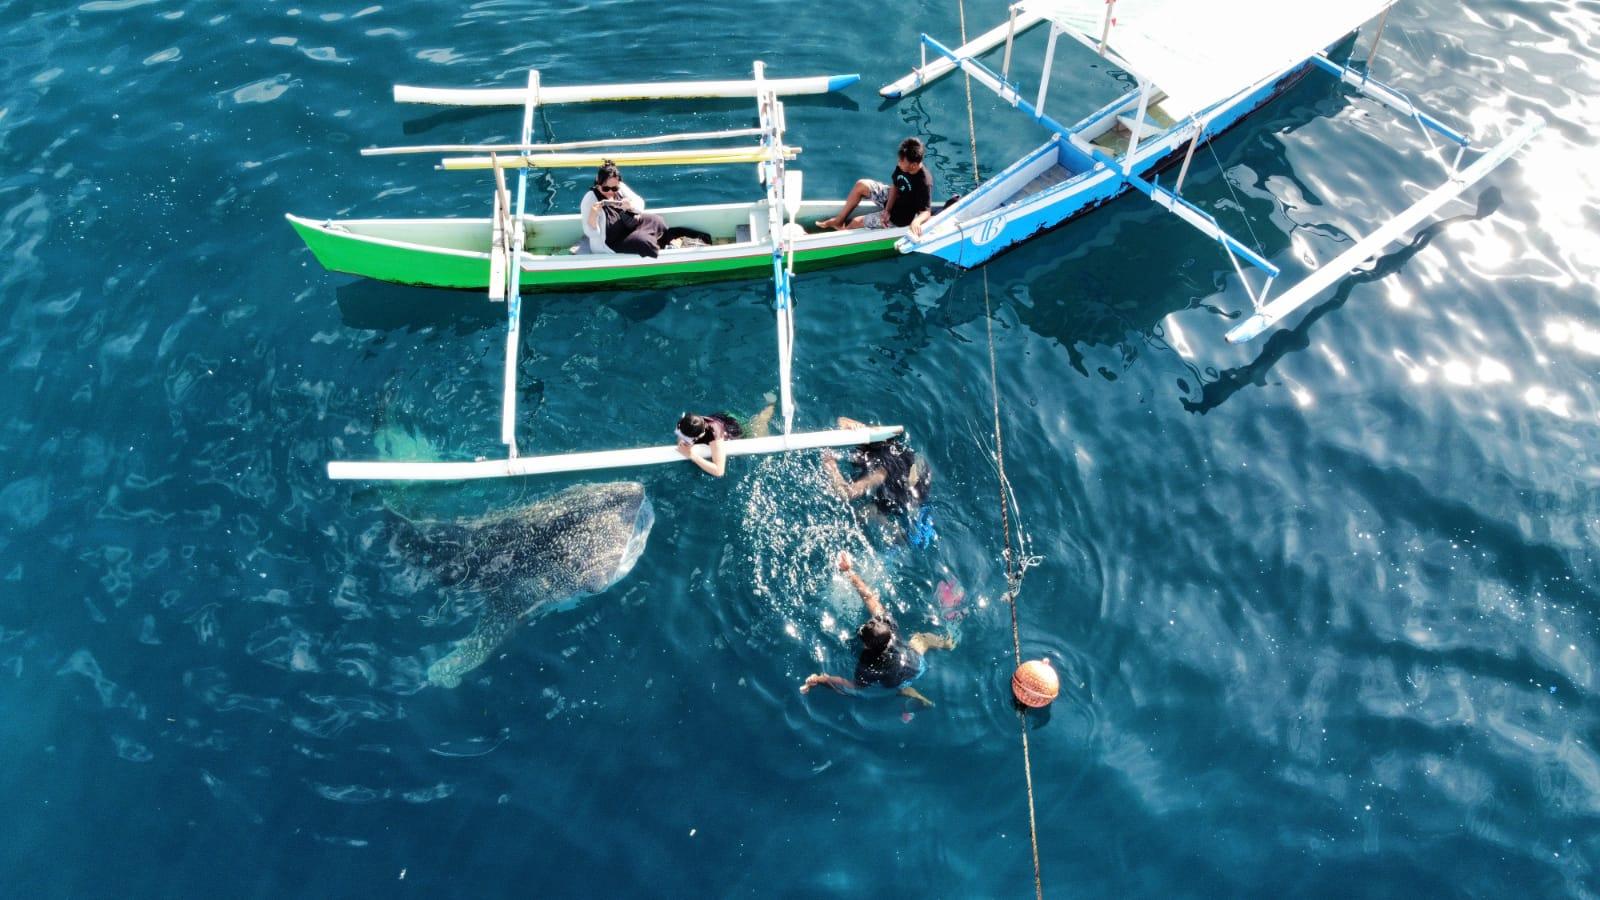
[287,204,906,283]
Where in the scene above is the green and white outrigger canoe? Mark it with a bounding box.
[286,200,903,292]
[315,63,910,482]
[288,67,906,293]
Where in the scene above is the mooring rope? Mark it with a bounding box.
[954,2,1042,897]
[956,0,982,185]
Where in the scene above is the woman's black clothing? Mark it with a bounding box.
[595,187,711,258]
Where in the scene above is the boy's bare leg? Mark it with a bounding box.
[899,686,934,707]
[818,179,873,229]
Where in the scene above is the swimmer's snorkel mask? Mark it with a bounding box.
[674,412,699,446]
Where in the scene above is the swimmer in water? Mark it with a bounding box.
[800,551,955,707]
[674,403,776,478]
[823,416,934,545]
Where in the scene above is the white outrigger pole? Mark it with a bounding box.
[328,65,903,482]
[501,71,537,457]
[755,61,799,437]
[886,0,1540,344]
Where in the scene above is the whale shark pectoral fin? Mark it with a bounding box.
[426,655,466,689]
[426,604,519,689]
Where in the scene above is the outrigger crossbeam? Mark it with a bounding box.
[392,73,860,107]
[328,426,904,481]
[326,64,904,482]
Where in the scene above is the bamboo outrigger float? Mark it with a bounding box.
[882,0,1540,343]
[323,64,905,482]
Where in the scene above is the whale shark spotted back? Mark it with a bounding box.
[398,482,655,688]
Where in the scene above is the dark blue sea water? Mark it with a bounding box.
[4,0,1598,896]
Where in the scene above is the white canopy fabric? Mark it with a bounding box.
[1019,0,1395,116]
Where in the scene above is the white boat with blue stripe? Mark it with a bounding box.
[884,0,1540,343]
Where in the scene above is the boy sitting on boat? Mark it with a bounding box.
[817,137,934,237]
[581,161,711,257]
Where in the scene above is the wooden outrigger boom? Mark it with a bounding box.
[439,145,800,171]
[878,8,1046,99]
[328,427,905,481]
[323,64,904,482]
[360,127,768,157]
[393,73,859,107]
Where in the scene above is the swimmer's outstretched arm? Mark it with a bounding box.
[801,673,856,695]
[821,452,851,495]
[822,452,885,499]
[836,552,885,618]
[676,437,727,477]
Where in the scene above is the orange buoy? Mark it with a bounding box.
[1012,658,1059,708]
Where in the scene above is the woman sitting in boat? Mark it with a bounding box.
[674,402,775,478]
[581,161,710,258]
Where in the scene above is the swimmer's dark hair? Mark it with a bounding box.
[677,413,709,441]
[898,137,925,165]
[595,159,621,185]
[859,617,894,651]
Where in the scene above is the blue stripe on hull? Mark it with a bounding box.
[923,63,1312,269]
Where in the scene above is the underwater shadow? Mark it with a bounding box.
[401,105,506,136]
[921,201,1220,382]
[335,278,676,334]
[1181,187,1503,415]
[335,279,503,334]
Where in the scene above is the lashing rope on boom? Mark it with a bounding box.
[954,2,1045,897]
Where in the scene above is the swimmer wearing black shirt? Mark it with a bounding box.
[800,552,955,707]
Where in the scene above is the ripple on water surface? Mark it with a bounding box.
[2,0,1600,895]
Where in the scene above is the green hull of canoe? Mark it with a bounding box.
[289,218,900,292]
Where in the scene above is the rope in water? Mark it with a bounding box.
[953,2,1043,897]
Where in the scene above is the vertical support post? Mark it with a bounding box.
[1035,24,1059,115]
[754,62,795,437]
[1123,78,1151,173]
[500,69,538,457]
[488,154,511,302]
[1001,3,1019,82]
[1172,119,1202,193]
[1097,0,1118,55]
[1362,5,1391,85]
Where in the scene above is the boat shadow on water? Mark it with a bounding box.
[335,279,502,334]
[333,278,674,333]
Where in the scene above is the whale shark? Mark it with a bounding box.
[399,481,655,688]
